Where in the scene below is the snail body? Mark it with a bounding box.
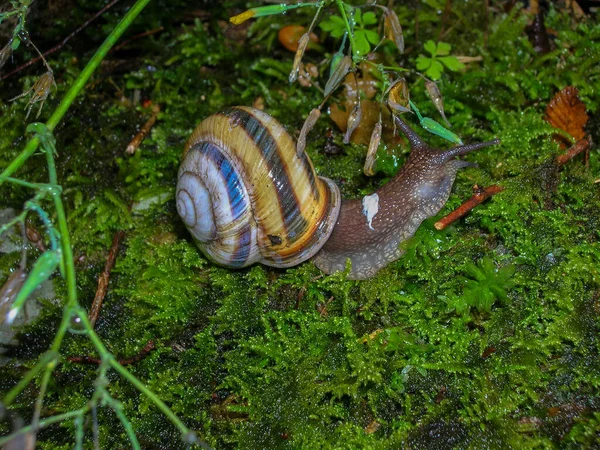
[177,107,499,279]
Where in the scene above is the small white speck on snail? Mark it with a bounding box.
[362,193,379,230]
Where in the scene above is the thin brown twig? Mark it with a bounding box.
[434,184,504,231]
[89,230,125,326]
[555,136,591,166]
[0,0,122,81]
[126,104,160,154]
[67,340,155,366]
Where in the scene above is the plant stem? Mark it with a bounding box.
[78,312,203,446]
[0,0,153,183]
[1,176,53,190]
[45,141,77,307]
[0,407,87,447]
[2,351,59,406]
[335,0,358,61]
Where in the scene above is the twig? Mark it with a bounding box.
[126,104,160,154]
[434,184,504,230]
[89,230,125,326]
[555,136,591,166]
[0,0,122,81]
[67,340,155,366]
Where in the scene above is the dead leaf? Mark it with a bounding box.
[544,86,588,141]
[329,62,386,145]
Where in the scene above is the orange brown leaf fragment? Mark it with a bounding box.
[544,86,589,141]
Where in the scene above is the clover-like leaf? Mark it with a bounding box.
[417,41,463,80]
[319,14,346,38]
[353,31,371,57]
[438,55,465,72]
[436,41,452,56]
[361,11,378,26]
[423,40,437,56]
[416,56,444,80]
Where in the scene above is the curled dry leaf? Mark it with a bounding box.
[329,62,388,145]
[297,108,321,156]
[387,78,410,114]
[544,86,588,142]
[383,7,404,53]
[424,79,451,127]
[324,55,352,98]
[364,120,382,176]
[344,103,362,144]
[289,33,311,83]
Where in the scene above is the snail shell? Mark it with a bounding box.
[176,106,341,268]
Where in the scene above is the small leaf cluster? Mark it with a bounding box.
[320,9,379,57]
[416,40,465,80]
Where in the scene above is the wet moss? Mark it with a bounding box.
[0,1,599,448]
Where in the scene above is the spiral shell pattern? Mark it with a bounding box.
[176,107,341,268]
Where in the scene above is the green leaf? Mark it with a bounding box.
[416,55,432,71]
[438,55,465,71]
[354,8,362,24]
[319,15,346,38]
[423,40,437,56]
[353,29,371,56]
[362,11,378,26]
[436,41,452,56]
[426,60,444,80]
[364,29,380,45]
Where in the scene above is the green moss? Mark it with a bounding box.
[1,1,599,448]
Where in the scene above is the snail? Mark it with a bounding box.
[176,106,499,280]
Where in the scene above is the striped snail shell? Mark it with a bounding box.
[177,106,500,279]
[176,106,341,268]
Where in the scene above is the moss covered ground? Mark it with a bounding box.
[0,1,599,448]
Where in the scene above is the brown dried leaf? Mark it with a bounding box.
[324,55,352,98]
[297,108,321,156]
[383,7,404,53]
[329,62,380,145]
[387,78,410,114]
[544,86,588,141]
[344,103,362,144]
[364,120,382,176]
[289,33,311,83]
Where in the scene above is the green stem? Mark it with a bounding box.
[0,0,153,183]
[2,351,59,406]
[45,140,76,307]
[78,312,203,446]
[0,176,53,190]
[111,397,141,450]
[335,0,358,61]
[373,63,410,73]
[0,407,87,447]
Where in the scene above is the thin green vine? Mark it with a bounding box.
[0,0,206,447]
